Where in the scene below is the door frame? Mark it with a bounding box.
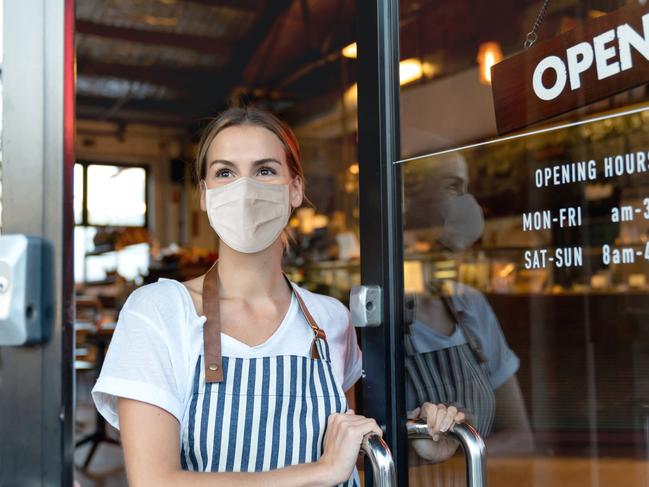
[0,0,75,484]
[355,0,408,484]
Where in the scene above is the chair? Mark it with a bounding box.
[74,296,120,470]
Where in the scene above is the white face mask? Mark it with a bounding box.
[436,194,484,252]
[203,177,291,254]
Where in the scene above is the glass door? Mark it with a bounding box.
[357,0,649,485]
[399,0,649,485]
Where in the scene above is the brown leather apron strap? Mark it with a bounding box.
[283,274,326,360]
[203,260,223,383]
[437,281,488,364]
[202,263,328,383]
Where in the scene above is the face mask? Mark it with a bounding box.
[436,194,484,252]
[203,177,291,254]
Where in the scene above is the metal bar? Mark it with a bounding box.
[62,1,77,485]
[360,433,397,487]
[407,419,488,487]
[356,0,407,484]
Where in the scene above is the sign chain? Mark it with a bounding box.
[524,0,551,49]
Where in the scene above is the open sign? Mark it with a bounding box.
[533,13,649,101]
[492,4,649,134]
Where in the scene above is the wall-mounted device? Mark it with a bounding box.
[350,285,382,327]
[0,234,55,346]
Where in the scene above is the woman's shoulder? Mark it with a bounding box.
[446,281,503,337]
[119,278,196,327]
[446,280,490,311]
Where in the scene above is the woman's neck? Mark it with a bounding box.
[215,240,289,299]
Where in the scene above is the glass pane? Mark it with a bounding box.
[400,1,649,485]
[86,164,146,226]
[398,0,649,159]
[74,163,83,225]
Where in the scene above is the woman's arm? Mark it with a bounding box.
[485,375,534,456]
[119,397,380,487]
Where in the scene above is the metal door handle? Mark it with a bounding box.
[361,433,396,487]
[407,419,487,487]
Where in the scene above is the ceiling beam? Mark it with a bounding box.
[76,107,197,128]
[76,19,232,57]
[77,60,218,92]
[271,0,352,90]
[76,95,205,123]
[203,0,294,112]
[180,0,264,10]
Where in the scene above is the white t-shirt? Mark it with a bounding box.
[92,277,363,430]
[408,281,519,390]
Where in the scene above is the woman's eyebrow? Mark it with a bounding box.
[252,158,281,166]
[441,175,466,185]
[209,159,235,168]
[208,158,281,168]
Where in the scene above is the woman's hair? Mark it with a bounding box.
[193,106,304,186]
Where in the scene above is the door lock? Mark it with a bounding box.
[350,285,382,327]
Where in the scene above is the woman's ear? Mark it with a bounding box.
[289,176,304,209]
[199,180,207,212]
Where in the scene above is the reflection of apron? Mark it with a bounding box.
[180,261,360,486]
[404,283,495,437]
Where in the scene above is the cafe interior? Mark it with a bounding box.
[71,0,649,485]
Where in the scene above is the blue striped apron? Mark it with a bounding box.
[404,280,495,437]
[404,281,495,486]
[179,262,360,486]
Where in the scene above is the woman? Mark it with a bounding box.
[403,152,533,476]
[92,107,464,486]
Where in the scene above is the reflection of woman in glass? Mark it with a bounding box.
[403,153,533,467]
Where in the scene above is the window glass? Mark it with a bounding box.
[400,1,649,485]
[86,164,146,227]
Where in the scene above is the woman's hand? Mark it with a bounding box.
[408,402,465,464]
[317,409,383,485]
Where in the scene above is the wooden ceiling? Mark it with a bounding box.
[75,0,627,130]
[75,0,356,128]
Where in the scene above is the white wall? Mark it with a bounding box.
[400,67,497,158]
[75,120,217,249]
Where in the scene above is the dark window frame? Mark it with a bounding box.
[75,160,150,229]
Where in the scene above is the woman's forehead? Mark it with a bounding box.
[409,155,469,183]
[207,125,286,163]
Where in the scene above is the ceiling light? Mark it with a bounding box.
[422,60,439,78]
[344,83,358,107]
[477,41,503,85]
[588,10,606,18]
[342,42,357,59]
[141,15,178,27]
[343,59,424,108]
[399,58,423,86]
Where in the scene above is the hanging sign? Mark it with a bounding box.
[492,3,649,134]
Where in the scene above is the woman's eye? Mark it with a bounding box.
[257,166,277,176]
[215,168,232,178]
[444,180,467,196]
